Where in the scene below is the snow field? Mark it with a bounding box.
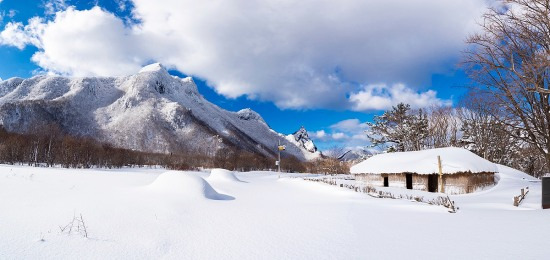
[0,164,548,259]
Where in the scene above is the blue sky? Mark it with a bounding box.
[0,0,487,151]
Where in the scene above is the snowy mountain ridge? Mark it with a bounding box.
[338,147,373,162]
[0,63,320,161]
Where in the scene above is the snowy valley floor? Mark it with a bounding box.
[0,164,548,259]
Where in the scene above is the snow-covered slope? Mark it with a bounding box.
[350,147,498,174]
[0,63,318,160]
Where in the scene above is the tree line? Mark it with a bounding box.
[0,124,271,170]
[0,124,349,174]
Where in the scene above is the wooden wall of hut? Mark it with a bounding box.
[354,172,496,195]
[443,172,495,194]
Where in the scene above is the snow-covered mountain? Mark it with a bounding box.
[0,63,320,161]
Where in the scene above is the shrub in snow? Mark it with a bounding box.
[59,213,89,238]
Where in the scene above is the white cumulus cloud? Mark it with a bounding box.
[312,130,327,139]
[0,17,44,49]
[330,119,369,132]
[0,0,489,109]
[0,7,149,76]
[331,132,347,140]
[349,83,452,111]
[44,0,68,16]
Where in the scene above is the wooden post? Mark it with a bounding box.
[437,155,443,193]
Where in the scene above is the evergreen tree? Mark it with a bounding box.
[366,103,428,152]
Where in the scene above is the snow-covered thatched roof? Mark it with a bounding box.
[350,147,498,175]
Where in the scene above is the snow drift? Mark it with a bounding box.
[350,147,498,174]
[208,168,244,183]
[148,171,233,200]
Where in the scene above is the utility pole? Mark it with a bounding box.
[278,140,281,175]
[277,140,285,178]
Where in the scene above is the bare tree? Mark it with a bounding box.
[457,92,523,164]
[463,0,550,173]
[426,106,460,148]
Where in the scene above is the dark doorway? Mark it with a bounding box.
[428,174,438,192]
[383,176,389,187]
[406,174,413,189]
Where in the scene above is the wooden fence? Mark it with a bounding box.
[513,187,529,207]
[301,177,458,213]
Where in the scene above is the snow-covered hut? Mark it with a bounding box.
[350,147,498,194]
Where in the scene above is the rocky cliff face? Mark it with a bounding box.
[284,126,321,160]
[292,126,318,153]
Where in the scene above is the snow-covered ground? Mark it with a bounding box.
[0,164,547,259]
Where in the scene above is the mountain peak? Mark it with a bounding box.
[293,126,308,140]
[291,126,318,153]
[139,63,167,73]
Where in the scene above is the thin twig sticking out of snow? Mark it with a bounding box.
[59,213,89,238]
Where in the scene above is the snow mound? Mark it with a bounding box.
[148,171,233,200]
[351,147,498,175]
[208,168,244,182]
